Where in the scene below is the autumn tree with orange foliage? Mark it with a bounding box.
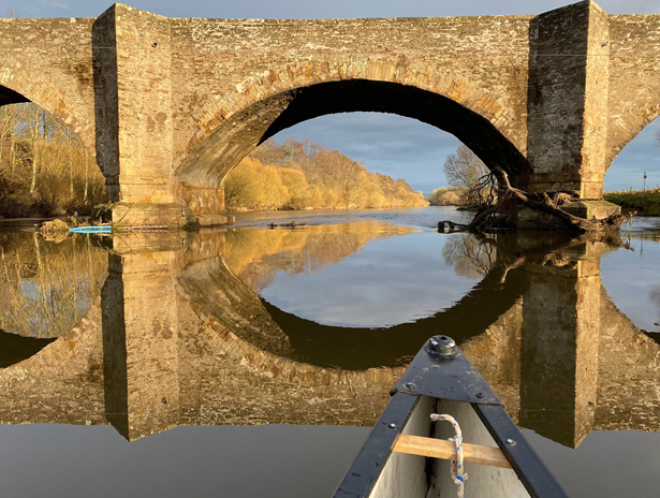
[224,138,428,211]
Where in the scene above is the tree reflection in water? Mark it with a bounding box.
[650,285,660,333]
[0,233,107,339]
[223,221,417,293]
[441,233,497,279]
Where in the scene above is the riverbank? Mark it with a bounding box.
[604,190,660,216]
[227,202,429,214]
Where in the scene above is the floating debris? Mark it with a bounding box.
[40,219,74,236]
[268,220,306,229]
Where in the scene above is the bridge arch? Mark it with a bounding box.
[604,110,660,193]
[174,60,531,190]
[606,101,660,172]
[0,79,95,157]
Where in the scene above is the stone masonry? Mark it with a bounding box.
[0,1,659,227]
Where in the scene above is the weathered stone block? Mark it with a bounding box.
[514,206,573,231]
[110,231,195,254]
[560,200,622,220]
[112,203,198,231]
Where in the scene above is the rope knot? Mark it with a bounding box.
[431,413,468,498]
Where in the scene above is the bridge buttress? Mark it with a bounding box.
[526,0,610,199]
[102,251,181,441]
[94,4,224,229]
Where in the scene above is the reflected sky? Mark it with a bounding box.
[0,424,368,498]
[523,429,660,498]
[260,231,479,327]
[601,230,660,332]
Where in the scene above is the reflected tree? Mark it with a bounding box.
[224,223,415,294]
[0,233,108,338]
[441,234,497,279]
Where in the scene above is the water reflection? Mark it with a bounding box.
[652,286,660,333]
[0,233,107,339]
[600,229,660,334]
[0,232,107,368]
[0,223,658,463]
[223,221,417,295]
[441,233,498,279]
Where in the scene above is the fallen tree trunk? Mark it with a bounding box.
[465,168,627,233]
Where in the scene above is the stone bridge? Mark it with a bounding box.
[0,1,659,227]
[0,231,658,447]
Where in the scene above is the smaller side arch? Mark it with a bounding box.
[607,14,660,173]
[0,72,97,161]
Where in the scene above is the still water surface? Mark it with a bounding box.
[0,206,659,497]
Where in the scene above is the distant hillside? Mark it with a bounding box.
[428,186,469,206]
[224,138,428,211]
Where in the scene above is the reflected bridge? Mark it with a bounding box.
[0,228,658,449]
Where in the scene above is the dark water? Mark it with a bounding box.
[0,206,659,497]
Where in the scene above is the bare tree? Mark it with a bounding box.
[442,145,489,189]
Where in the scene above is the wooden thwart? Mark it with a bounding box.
[392,434,512,469]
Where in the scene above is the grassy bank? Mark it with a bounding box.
[604,190,660,216]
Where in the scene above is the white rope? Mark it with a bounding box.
[430,413,468,498]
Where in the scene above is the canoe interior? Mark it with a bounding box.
[369,396,531,498]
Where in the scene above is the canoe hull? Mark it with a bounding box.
[333,336,568,498]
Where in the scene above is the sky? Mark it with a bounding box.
[3,0,660,193]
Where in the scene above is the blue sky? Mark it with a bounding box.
[5,0,659,19]
[3,0,659,193]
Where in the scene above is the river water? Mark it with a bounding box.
[0,206,658,497]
